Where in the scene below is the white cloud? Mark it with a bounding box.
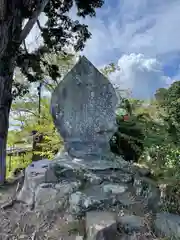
[72,0,180,66]
[26,0,180,64]
[25,0,180,99]
[68,0,180,98]
[108,53,171,99]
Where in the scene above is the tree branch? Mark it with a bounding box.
[20,0,49,43]
[12,108,38,117]
[42,79,56,91]
[23,40,28,53]
[36,19,43,31]
[0,0,6,21]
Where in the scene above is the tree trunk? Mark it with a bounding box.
[0,0,49,184]
[0,57,15,184]
[0,6,22,184]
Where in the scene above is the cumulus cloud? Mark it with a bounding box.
[26,0,180,65]
[108,53,171,99]
[77,0,180,65]
[68,0,180,98]
[25,0,180,99]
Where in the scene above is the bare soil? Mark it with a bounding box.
[0,183,85,240]
[0,181,159,240]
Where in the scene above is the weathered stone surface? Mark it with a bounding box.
[46,212,85,239]
[54,153,130,171]
[133,176,160,212]
[68,183,128,215]
[53,154,131,182]
[17,159,57,206]
[117,215,145,233]
[51,56,118,160]
[103,183,128,194]
[154,212,180,238]
[35,181,81,211]
[116,192,137,207]
[16,155,134,210]
[132,164,151,177]
[92,169,133,183]
[86,211,115,240]
[69,192,86,215]
[92,214,149,240]
[83,172,102,185]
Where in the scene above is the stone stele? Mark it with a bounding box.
[51,56,118,160]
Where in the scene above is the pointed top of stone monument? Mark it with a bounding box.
[77,55,99,69]
[63,55,109,85]
[79,55,89,62]
[77,55,95,66]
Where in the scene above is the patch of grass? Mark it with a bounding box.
[6,152,32,179]
[139,144,180,214]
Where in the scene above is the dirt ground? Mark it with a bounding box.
[0,181,160,240]
[0,183,85,240]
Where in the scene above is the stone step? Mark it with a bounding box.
[85,211,154,240]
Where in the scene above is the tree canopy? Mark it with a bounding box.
[0,0,105,183]
[12,0,104,98]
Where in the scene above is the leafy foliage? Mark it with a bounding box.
[140,144,180,214]
[13,0,104,98]
[155,81,180,145]
[101,60,180,214]
[110,98,145,162]
[110,116,145,162]
[10,95,63,159]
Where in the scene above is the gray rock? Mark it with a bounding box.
[35,184,60,211]
[133,176,160,212]
[54,154,129,171]
[69,182,128,215]
[53,156,132,185]
[132,164,151,177]
[103,183,128,194]
[87,213,152,240]
[84,172,102,185]
[111,172,133,184]
[154,212,180,238]
[95,170,133,183]
[53,162,84,180]
[17,159,57,206]
[35,180,81,211]
[55,180,81,192]
[117,215,145,233]
[95,223,120,240]
[115,192,138,208]
[86,211,115,240]
[69,192,87,214]
[51,56,118,160]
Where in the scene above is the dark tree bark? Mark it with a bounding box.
[0,58,15,183]
[0,0,49,184]
[0,0,102,184]
[0,15,22,184]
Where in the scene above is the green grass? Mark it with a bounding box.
[6,152,32,178]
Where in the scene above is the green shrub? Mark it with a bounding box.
[110,116,145,162]
[141,144,180,179]
[6,152,32,178]
[140,144,180,214]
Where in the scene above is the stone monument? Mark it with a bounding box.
[16,56,160,240]
[51,56,118,161]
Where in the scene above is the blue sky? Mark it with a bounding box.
[26,0,180,99]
